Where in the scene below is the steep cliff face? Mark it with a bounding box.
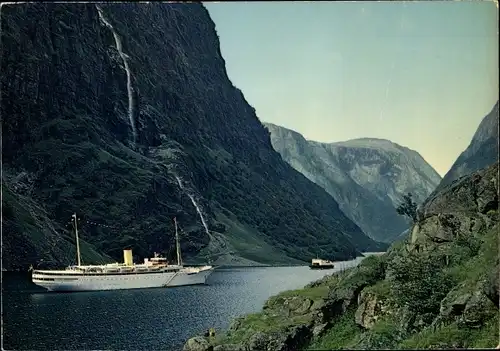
[413,162,498,249]
[265,123,441,242]
[438,101,499,190]
[187,162,499,351]
[1,3,384,270]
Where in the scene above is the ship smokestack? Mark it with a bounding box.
[123,249,133,266]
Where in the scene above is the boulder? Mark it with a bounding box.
[420,163,498,219]
[323,259,386,326]
[244,325,312,351]
[228,318,243,332]
[310,299,325,311]
[411,164,498,252]
[183,336,213,351]
[283,325,313,350]
[463,291,497,327]
[479,263,500,308]
[287,297,313,315]
[434,283,472,325]
[433,282,498,329]
[314,296,345,324]
[328,280,368,315]
[395,306,416,333]
[246,332,268,351]
[355,290,386,329]
[311,323,329,338]
[410,213,487,248]
[265,295,315,317]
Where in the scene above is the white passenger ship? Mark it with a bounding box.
[31,215,214,292]
[309,258,335,270]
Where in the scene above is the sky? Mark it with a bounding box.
[204,1,498,176]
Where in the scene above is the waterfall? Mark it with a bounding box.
[186,194,210,236]
[174,175,210,235]
[96,5,137,144]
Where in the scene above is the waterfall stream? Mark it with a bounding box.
[174,176,210,236]
[96,5,137,144]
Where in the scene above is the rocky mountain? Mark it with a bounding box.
[185,162,499,350]
[437,101,499,191]
[0,3,386,270]
[264,123,442,243]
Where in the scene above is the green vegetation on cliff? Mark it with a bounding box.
[184,163,499,351]
[1,3,384,270]
[2,183,110,269]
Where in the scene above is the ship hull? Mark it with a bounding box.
[32,268,214,292]
[309,265,334,270]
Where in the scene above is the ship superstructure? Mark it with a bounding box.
[31,215,214,292]
[309,258,335,270]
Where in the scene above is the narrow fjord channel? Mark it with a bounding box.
[3,257,369,350]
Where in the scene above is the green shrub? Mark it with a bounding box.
[445,224,498,283]
[341,254,386,288]
[399,323,470,349]
[388,250,454,315]
[399,315,498,350]
[308,308,360,350]
[364,317,402,349]
[470,316,499,348]
[366,280,391,298]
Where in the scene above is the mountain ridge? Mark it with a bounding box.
[436,101,499,191]
[264,122,442,242]
[1,3,384,270]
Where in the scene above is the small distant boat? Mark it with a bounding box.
[31,215,214,292]
[310,258,335,270]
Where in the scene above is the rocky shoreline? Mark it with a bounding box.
[182,254,388,351]
[183,163,499,351]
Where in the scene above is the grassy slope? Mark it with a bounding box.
[209,257,378,346]
[212,276,337,346]
[205,218,498,350]
[2,183,110,270]
[213,211,304,265]
[313,222,499,350]
[186,211,304,266]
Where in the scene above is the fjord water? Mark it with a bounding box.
[3,257,368,351]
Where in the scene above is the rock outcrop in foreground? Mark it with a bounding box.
[184,162,499,350]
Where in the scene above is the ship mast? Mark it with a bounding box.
[72,213,81,266]
[174,217,182,266]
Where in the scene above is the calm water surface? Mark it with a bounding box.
[3,257,368,351]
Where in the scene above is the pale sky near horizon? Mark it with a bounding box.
[204,1,498,176]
